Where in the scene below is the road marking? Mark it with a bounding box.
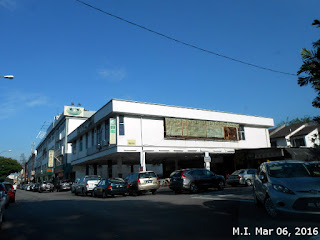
[191,195,254,203]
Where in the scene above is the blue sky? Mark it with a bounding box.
[0,0,319,161]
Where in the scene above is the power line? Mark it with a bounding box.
[76,0,296,76]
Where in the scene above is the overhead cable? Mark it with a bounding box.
[76,0,296,76]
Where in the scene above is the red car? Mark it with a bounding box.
[2,182,15,203]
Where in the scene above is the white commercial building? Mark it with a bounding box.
[34,106,95,182]
[68,99,274,179]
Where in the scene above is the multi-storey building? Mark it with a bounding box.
[68,99,274,179]
[34,106,95,183]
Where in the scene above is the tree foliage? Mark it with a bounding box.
[297,20,320,122]
[0,156,22,180]
[277,116,314,127]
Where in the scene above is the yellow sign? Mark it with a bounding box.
[48,150,54,168]
[127,140,136,145]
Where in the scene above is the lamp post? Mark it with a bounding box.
[0,75,14,79]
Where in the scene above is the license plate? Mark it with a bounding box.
[308,201,320,208]
[145,180,152,183]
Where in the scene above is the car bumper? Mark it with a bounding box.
[138,183,159,191]
[268,188,320,215]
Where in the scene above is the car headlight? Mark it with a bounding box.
[272,184,295,194]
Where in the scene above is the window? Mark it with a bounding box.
[72,141,77,155]
[105,120,109,143]
[79,136,83,152]
[91,129,94,147]
[238,126,245,140]
[292,138,306,147]
[97,125,102,145]
[85,133,88,149]
[119,115,125,135]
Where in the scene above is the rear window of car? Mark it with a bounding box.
[170,171,182,177]
[139,172,157,178]
[247,169,256,174]
[232,170,245,175]
[110,178,125,183]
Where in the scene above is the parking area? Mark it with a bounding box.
[1,185,320,240]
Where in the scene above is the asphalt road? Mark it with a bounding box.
[1,186,320,240]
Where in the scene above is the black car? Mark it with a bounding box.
[92,178,128,198]
[56,180,72,192]
[32,183,40,192]
[169,168,225,194]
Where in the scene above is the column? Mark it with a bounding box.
[140,151,146,171]
[117,156,123,178]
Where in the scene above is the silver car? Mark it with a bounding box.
[226,169,256,186]
[253,160,320,217]
[125,171,160,195]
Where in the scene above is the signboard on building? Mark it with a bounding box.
[109,118,117,145]
[48,150,54,168]
[64,106,84,117]
[165,118,239,141]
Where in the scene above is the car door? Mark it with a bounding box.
[95,180,106,196]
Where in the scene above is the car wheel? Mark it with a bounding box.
[217,181,225,190]
[174,190,182,194]
[151,190,157,195]
[92,191,95,197]
[264,197,278,217]
[246,179,252,186]
[190,183,198,193]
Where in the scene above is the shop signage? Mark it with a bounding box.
[165,118,239,141]
[64,106,84,117]
[109,118,117,144]
[48,150,54,168]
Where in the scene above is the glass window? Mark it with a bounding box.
[79,136,83,152]
[85,133,88,149]
[119,115,125,135]
[267,163,311,178]
[238,125,245,140]
[247,169,256,174]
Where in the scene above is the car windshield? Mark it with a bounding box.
[267,163,312,178]
[306,162,320,177]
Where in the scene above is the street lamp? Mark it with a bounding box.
[0,150,12,155]
[0,75,14,79]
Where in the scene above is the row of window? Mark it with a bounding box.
[73,116,125,154]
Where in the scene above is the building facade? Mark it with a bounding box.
[34,106,95,183]
[68,99,274,179]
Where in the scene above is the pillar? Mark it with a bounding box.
[140,151,146,171]
[117,156,123,178]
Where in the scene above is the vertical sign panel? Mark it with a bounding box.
[48,150,54,168]
[109,118,117,145]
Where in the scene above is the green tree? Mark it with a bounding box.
[277,116,313,127]
[0,157,22,180]
[297,20,320,122]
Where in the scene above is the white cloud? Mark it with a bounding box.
[98,68,126,82]
[0,90,49,119]
[0,0,17,10]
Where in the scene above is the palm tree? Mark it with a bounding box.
[297,20,320,122]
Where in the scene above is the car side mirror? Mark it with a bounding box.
[259,175,265,181]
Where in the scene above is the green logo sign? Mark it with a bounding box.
[66,107,82,116]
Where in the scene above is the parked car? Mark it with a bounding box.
[32,183,40,192]
[26,184,33,191]
[71,178,80,193]
[226,169,257,186]
[38,182,54,193]
[56,180,72,192]
[169,168,225,194]
[0,186,7,229]
[75,175,101,196]
[125,171,160,195]
[0,183,10,209]
[92,178,128,198]
[253,160,320,217]
[2,182,15,203]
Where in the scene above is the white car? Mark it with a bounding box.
[254,160,320,217]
